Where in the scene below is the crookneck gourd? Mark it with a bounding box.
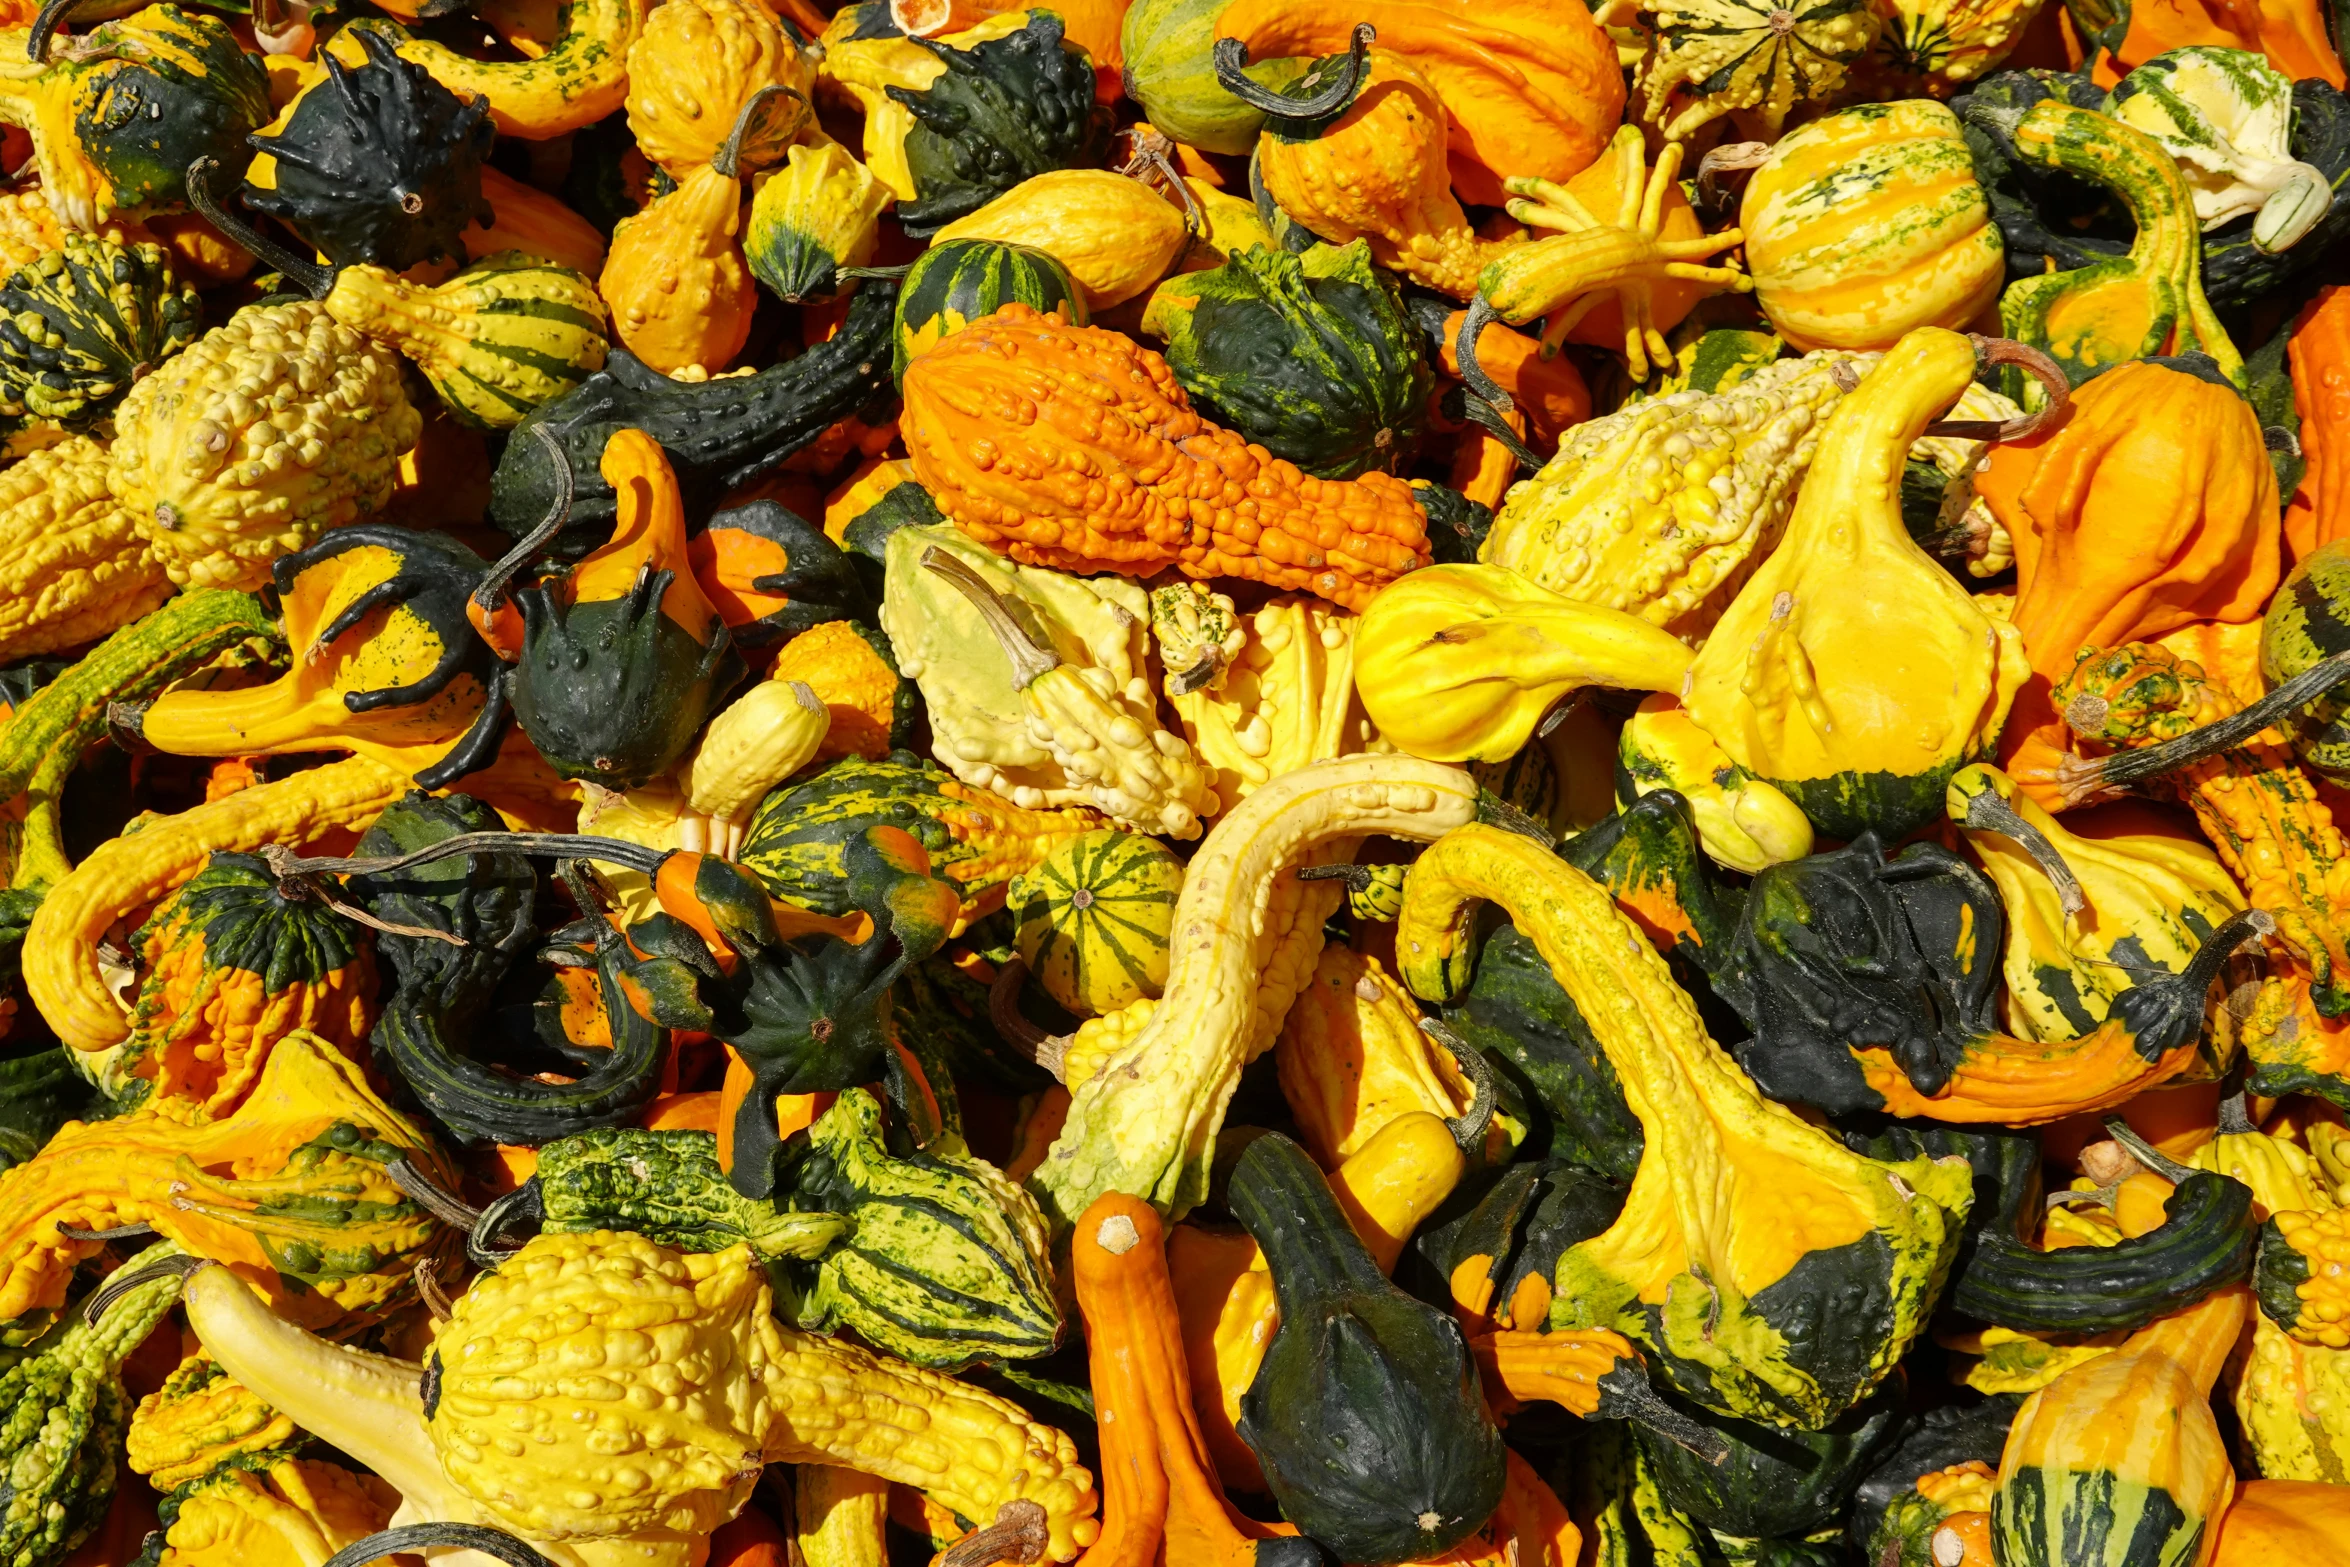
[331,0,648,141]
[902,303,1434,611]
[1681,328,2035,842]
[1617,695,1816,874]
[1396,822,1976,1429]
[2105,46,2334,252]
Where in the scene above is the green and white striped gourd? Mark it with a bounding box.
[1008,827,1184,1016]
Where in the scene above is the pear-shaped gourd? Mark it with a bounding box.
[1682,328,2036,841]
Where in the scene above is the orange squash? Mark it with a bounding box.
[2085,0,2342,87]
[1438,311,1591,447]
[2213,1480,2350,1563]
[2290,286,2350,566]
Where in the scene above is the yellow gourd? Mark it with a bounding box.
[933,169,1191,311]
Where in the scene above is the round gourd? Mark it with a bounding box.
[0,235,200,430]
[893,238,1088,382]
[1009,829,1183,1017]
[1740,100,2005,351]
[1119,0,1302,154]
[2260,538,2350,784]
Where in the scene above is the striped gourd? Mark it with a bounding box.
[892,237,1087,382]
[1008,828,1184,1017]
[2260,539,2350,785]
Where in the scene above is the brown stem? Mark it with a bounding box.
[2058,646,2350,803]
[1921,336,2069,441]
[1958,784,2086,917]
[988,959,1070,1081]
[938,1501,1050,1567]
[386,1157,485,1230]
[921,548,1059,689]
[1693,140,1770,218]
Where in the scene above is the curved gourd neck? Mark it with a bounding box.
[1781,330,1979,560]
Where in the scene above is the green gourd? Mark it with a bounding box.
[893,237,1087,382]
[0,234,200,429]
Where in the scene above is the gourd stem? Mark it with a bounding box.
[714,83,808,182]
[83,1252,202,1324]
[469,1179,546,1268]
[1295,862,1375,891]
[23,0,101,62]
[473,425,575,617]
[59,1221,157,1243]
[182,156,335,300]
[1417,1015,1495,1150]
[2100,1116,2199,1187]
[386,1156,484,1230]
[1210,22,1373,119]
[321,1525,558,1567]
[1119,126,1209,246]
[988,958,1070,1081]
[1693,141,1770,219]
[2216,1088,2258,1138]
[263,831,672,880]
[921,547,1060,688]
[2062,647,2350,801]
[1453,296,1514,411]
[1958,786,2085,917]
[936,1500,1050,1566]
[1604,1376,1732,1465]
[1920,336,2070,441]
[1453,387,1543,472]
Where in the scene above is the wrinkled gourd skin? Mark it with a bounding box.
[1683,328,2030,843]
[1637,0,1883,142]
[901,303,1433,612]
[427,1230,1101,1559]
[128,1351,300,1490]
[1396,824,1975,1430]
[1482,350,1862,639]
[107,301,423,592]
[159,1455,399,1567]
[0,434,171,663]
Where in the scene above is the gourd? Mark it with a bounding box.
[1417,1156,1624,1340]
[2215,1481,2350,1562]
[106,299,424,593]
[922,548,1219,837]
[1147,240,1430,480]
[687,496,869,652]
[743,134,894,305]
[1247,46,1511,302]
[2106,46,2332,253]
[23,754,407,1051]
[1949,766,2246,1043]
[0,1244,185,1567]
[1477,349,1859,639]
[129,524,507,791]
[492,430,745,789]
[0,232,199,428]
[1353,563,1694,765]
[1395,822,1978,1429]
[0,1031,450,1329]
[813,6,1025,202]
[471,165,611,276]
[680,678,829,840]
[2259,540,2350,784]
[1859,0,2047,93]
[1435,309,1591,448]
[0,5,274,230]
[737,750,1105,935]
[1849,1398,2020,1562]
[1212,0,1623,208]
[336,0,648,141]
[1979,358,2280,797]
[151,1454,398,1567]
[891,235,1086,381]
[623,0,812,180]
[1029,754,1481,1226]
[2289,288,2350,563]
[484,275,895,544]
[183,1232,1105,1563]
[99,851,375,1119]
[791,1466,888,1567]
[1274,946,1482,1168]
[1006,829,1181,1017]
[907,304,1436,611]
[1459,126,1752,386]
[1617,696,1816,874]
[1681,328,2035,843]
[1227,1130,1505,1565]
[1635,1379,1907,1546]
[1119,0,1301,154]
[2257,1207,2350,1348]
[1986,97,2245,389]
[1634,0,1881,141]
[242,28,493,272]
[1991,1287,2250,1567]
[1739,101,2005,352]
[0,1043,90,1171]
[930,168,1188,312]
[885,11,1111,235]
[0,434,170,664]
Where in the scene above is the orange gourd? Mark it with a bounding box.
[2289,286,2350,566]
[900,304,1434,610]
[1438,312,1591,447]
[2085,0,2342,87]
[2213,1480,2350,1563]
[1213,0,1623,207]
[1980,360,2281,808]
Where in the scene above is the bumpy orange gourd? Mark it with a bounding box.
[1213,0,1623,207]
[599,159,756,375]
[1981,360,2281,807]
[900,304,1433,610]
[2288,286,2350,565]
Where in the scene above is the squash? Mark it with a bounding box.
[623,0,813,180]
[0,232,199,428]
[767,622,916,763]
[1274,945,1486,1169]
[0,434,170,665]
[1029,753,1481,1226]
[106,298,421,593]
[814,6,1030,203]
[1636,1379,1907,1546]
[335,0,647,141]
[1477,348,1859,640]
[2214,1481,2350,1563]
[2106,46,2334,252]
[2289,287,2350,564]
[469,165,611,276]
[484,273,895,545]
[1353,563,1694,766]
[153,1456,399,1567]
[681,677,830,839]
[242,28,493,272]
[1006,829,1181,1018]
[1417,1156,1625,1340]
[1396,822,1976,1428]
[1212,0,1623,209]
[1850,1399,2021,1562]
[1860,0,2049,93]
[1227,1130,1505,1565]
[1146,240,1429,480]
[792,1467,889,1567]
[1740,101,2004,352]
[1979,358,2281,801]
[2259,540,2350,785]
[1635,0,1882,141]
[1460,127,1752,386]
[1681,329,2035,842]
[1991,1287,2250,1567]
[1434,309,1591,448]
[900,304,1433,611]
[1154,588,1380,810]
[743,133,894,305]
[1617,696,1817,874]
[930,168,1187,312]
[1119,0,1302,154]
[0,1031,451,1329]
[892,235,1087,381]
[886,11,1111,235]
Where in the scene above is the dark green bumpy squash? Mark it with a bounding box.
[0,234,199,428]
[889,13,1110,236]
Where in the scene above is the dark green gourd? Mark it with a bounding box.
[1637,1374,1907,1543]
[1230,1131,1506,1566]
[888,13,1110,236]
[0,234,200,429]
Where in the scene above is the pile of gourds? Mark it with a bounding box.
[6,0,2350,1559]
